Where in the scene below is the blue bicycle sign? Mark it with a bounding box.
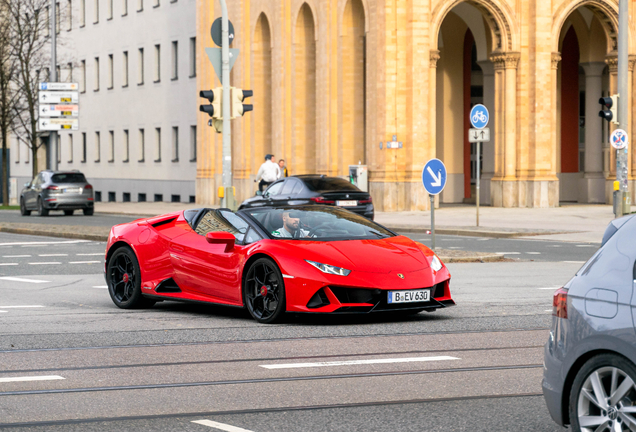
[470,104,489,129]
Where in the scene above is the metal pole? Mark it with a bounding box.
[219,0,231,207]
[430,195,435,251]
[476,141,480,226]
[50,0,58,171]
[618,0,629,215]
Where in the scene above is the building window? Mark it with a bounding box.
[123,192,131,202]
[154,127,161,162]
[123,129,129,162]
[138,48,144,85]
[56,65,61,81]
[122,0,127,15]
[189,195,195,203]
[107,0,113,19]
[153,0,159,7]
[56,137,61,163]
[171,194,180,203]
[154,44,160,83]
[122,51,128,87]
[67,134,73,163]
[66,62,73,82]
[45,6,50,37]
[81,132,87,162]
[138,193,146,202]
[95,191,102,202]
[94,131,100,162]
[56,2,61,34]
[80,60,86,92]
[189,125,196,161]
[80,0,85,26]
[138,128,144,162]
[137,0,142,12]
[171,126,178,161]
[189,37,196,78]
[107,54,113,89]
[94,57,99,91]
[66,0,72,30]
[171,41,178,80]
[108,191,116,202]
[93,0,99,23]
[154,194,163,202]
[108,130,114,162]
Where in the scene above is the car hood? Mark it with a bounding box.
[283,236,430,274]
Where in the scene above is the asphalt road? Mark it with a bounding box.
[0,232,590,430]
[2,210,139,227]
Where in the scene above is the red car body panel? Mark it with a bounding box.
[105,210,455,314]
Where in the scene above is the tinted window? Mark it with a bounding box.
[51,173,87,183]
[33,174,44,186]
[265,181,284,196]
[195,210,242,240]
[281,179,297,195]
[291,181,304,195]
[302,177,359,192]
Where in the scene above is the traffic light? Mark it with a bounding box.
[599,95,618,125]
[230,88,253,119]
[199,88,223,132]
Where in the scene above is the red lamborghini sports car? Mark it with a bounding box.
[104,205,455,323]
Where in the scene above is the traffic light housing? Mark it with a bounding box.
[599,95,618,125]
[199,88,223,133]
[230,88,253,119]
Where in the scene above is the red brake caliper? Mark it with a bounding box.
[260,286,268,297]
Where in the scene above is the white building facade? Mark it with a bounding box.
[10,0,198,204]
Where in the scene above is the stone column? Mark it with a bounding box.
[477,59,494,205]
[428,49,441,210]
[551,53,561,184]
[628,56,636,203]
[579,62,607,203]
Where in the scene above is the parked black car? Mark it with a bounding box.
[239,175,374,220]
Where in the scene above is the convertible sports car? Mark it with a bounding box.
[104,205,455,323]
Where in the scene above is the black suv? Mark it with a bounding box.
[20,170,94,216]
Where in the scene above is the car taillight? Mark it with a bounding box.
[553,288,568,319]
[359,198,372,204]
[46,185,59,190]
[310,197,335,204]
[84,184,93,190]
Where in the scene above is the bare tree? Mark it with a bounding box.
[3,0,51,180]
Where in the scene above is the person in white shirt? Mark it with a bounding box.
[254,154,281,192]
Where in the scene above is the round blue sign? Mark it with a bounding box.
[422,159,447,196]
[470,104,489,129]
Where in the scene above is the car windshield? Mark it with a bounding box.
[243,206,394,241]
[51,173,87,183]
[301,177,360,192]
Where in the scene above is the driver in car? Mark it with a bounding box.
[272,211,311,238]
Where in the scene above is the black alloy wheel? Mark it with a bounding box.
[106,247,154,309]
[243,258,286,324]
[37,197,49,216]
[64,210,74,216]
[20,198,31,216]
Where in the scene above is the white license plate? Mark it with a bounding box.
[63,187,80,193]
[387,289,430,304]
[337,200,357,207]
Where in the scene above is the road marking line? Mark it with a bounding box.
[576,245,595,247]
[0,263,18,266]
[0,240,90,246]
[260,355,459,370]
[28,262,61,265]
[75,253,103,256]
[69,261,101,264]
[537,287,561,290]
[526,252,541,255]
[92,285,108,289]
[191,420,255,432]
[563,261,585,264]
[545,309,553,312]
[0,277,50,284]
[0,305,45,308]
[39,254,68,257]
[494,252,520,255]
[0,311,6,313]
[0,375,64,383]
[2,255,31,258]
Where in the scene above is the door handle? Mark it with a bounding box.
[172,245,185,252]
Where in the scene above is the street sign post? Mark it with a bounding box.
[38,91,79,104]
[39,104,79,117]
[469,105,490,226]
[38,118,79,131]
[422,158,447,250]
[39,82,78,91]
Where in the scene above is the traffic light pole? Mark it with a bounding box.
[617,0,629,217]
[219,0,233,208]
[49,0,58,171]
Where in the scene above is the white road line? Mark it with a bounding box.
[0,311,6,313]
[0,263,18,266]
[0,277,50,284]
[39,254,68,257]
[76,253,104,256]
[0,375,64,383]
[0,240,90,246]
[545,309,553,312]
[494,252,520,255]
[69,261,101,264]
[537,287,561,290]
[576,245,595,248]
[92,285,108,289]
[0,305,44,308]
[260,355,459,370]
[28,262,61,265]
[563,261,585,264]
[526,252,541,255]
[191,420,255,432]
[2,255,31,258]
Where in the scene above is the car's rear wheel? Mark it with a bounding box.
[569,353,636,432]
[37,198,49,216]
[83,208,94,216]
[20,198,31,216]
[243,258,286,324]
[106,247,155,309]
[64,210,74,216]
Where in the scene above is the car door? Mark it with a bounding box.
[169,210,249,303]
[270,179,299,206]
[25,174,42,208]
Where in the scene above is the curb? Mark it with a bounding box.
[0,226,108,242]
[438,254,506,263]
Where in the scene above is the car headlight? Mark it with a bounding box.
[305,260,351,276]
[431,255,443,272]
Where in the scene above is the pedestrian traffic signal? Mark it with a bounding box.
[230,88,253,119]
[599,95,618,125]
[199,88,223,119]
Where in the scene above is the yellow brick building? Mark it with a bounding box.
[195,0,636,211]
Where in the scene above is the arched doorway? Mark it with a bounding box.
[252,13,273,173]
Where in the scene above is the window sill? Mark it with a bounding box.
[153,79,161,84]
[123,159,129,163]
[171,77,178,81]
[171,158,179,163]
[67,160,73,164]
[81,160,86,163]
[154,159,161,163]
[189,74,196,79]
[107,86,113,90]
[108,160,114,163]
[138,159,145,163]
[80,24,85,28]
[137,82,144,86]
[94,160,100,163]
[93,89,100,92]
[122,84,129,88]
[189,158,197,163]
[107,17,113,21]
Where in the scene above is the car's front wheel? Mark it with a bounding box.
[106,247,155,309]
[20,198,31,216]
[569,353,636,432]
[83,208,94,216]
[243,258,286,324]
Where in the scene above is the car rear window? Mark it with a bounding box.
[302,177,359,192]
[51,173,87,183]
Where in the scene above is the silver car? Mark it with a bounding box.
[20,170,94,216]
[543,214,636,431]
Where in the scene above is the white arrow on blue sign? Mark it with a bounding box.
[422,159,447,195]
[470,104,489,129]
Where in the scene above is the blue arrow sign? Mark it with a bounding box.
[422,159,447,195]
[470,104,489,129]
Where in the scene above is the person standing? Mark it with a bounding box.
[255,154,281,192]
[278,159,288,178]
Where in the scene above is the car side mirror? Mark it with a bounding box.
[205,231,235,252]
